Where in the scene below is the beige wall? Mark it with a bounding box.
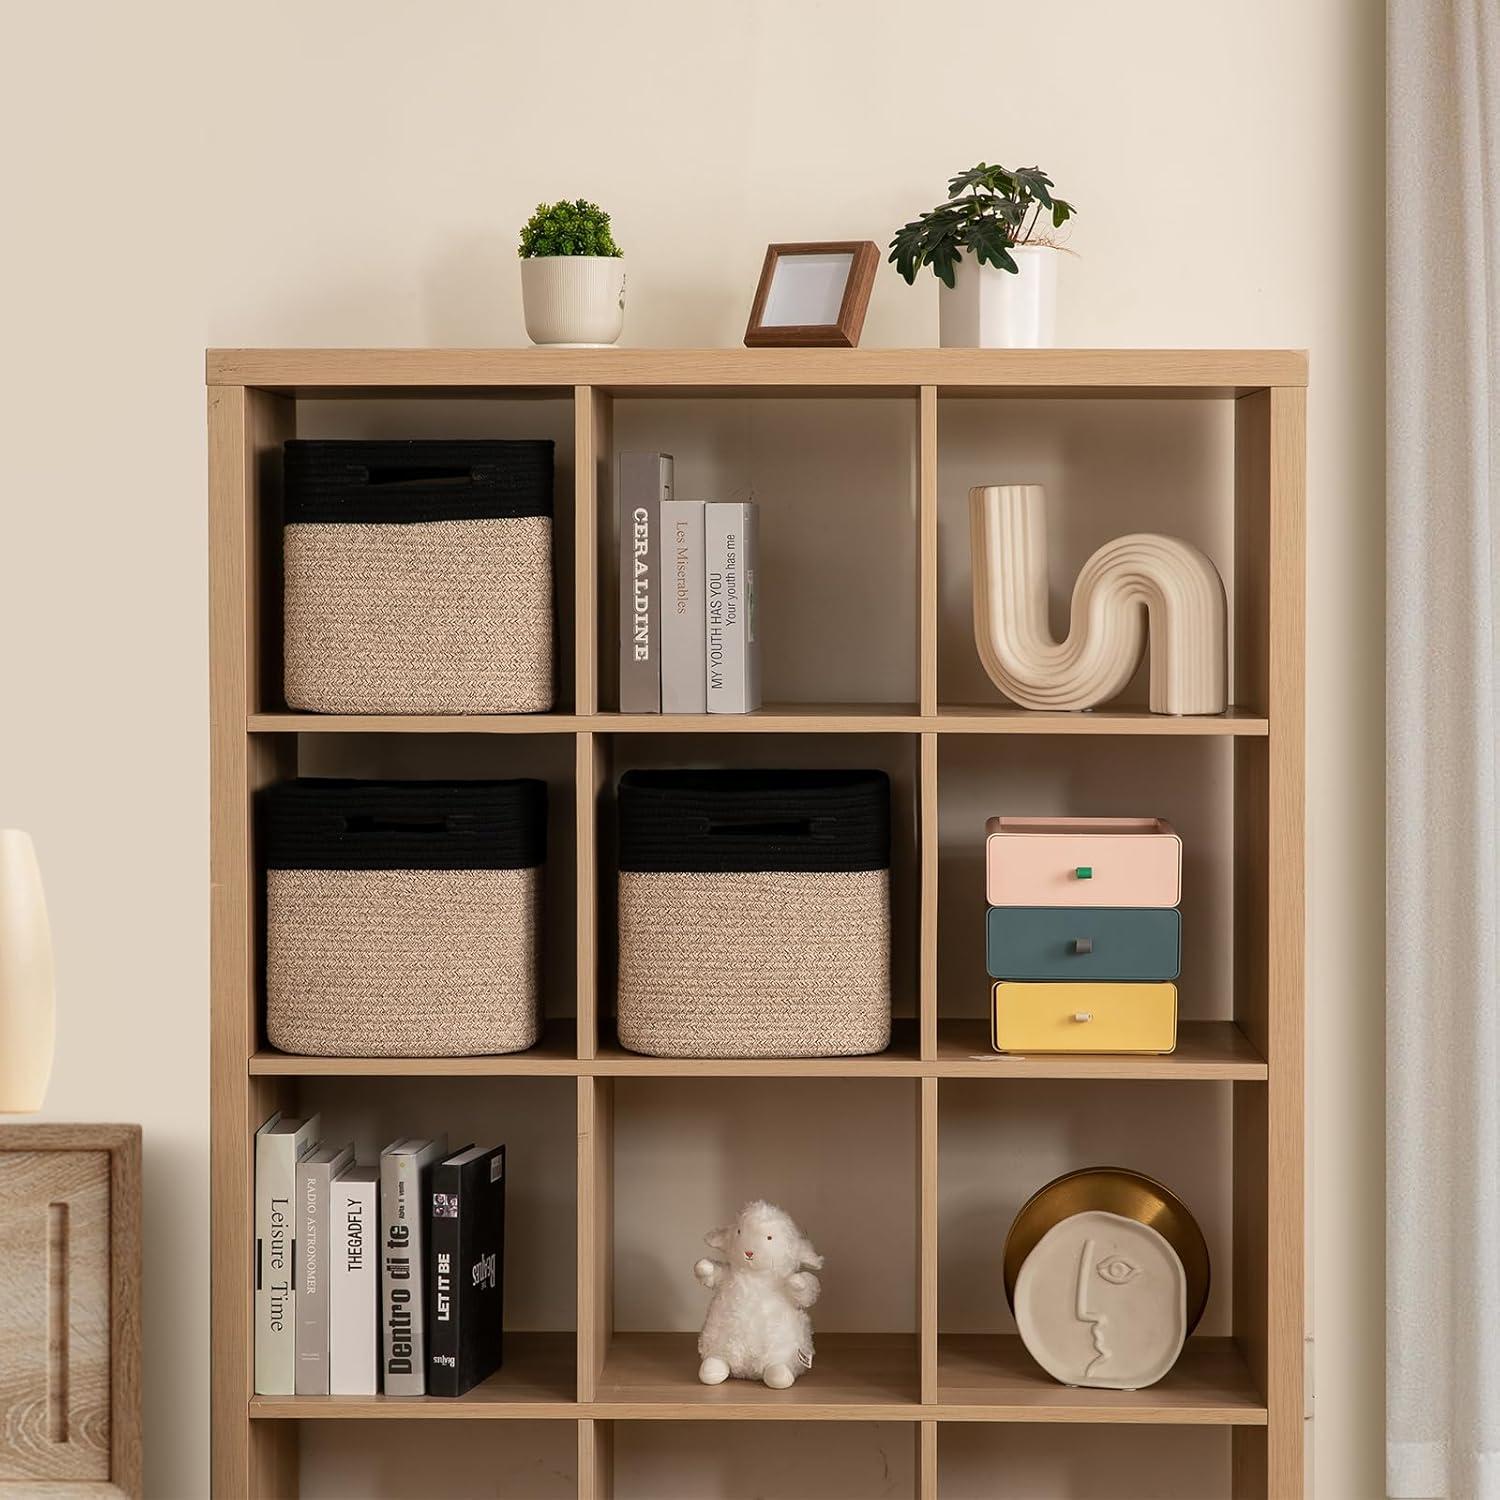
[0,2,1383,1494]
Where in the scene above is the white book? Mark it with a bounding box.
[705,501,762,714]
[659,499,707,713]
[329,1163,379,1396]
[295,1141,354,1395]
[379,1135,449,1396]
[254,1111,321,1396]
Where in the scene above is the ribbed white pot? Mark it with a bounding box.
[520,256,626,347]
[0,830,55,1113]
[939,246,1058,348]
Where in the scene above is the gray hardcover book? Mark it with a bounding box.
[296,1141,354,1395]
[330,1164,380,1396]
[705,502,762,714]
[618,452,673,712]
[659,499,707,713]
[379,1135,448,1395]
[253,1112,321,1396]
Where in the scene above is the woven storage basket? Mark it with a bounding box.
[283,439,555,714]
[264,778,546,1057]
[616,769,891,1058]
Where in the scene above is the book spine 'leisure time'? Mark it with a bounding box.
[705,501,762,714]
[329,1164,380,1396]
[253,1112,322,1396]
[295,1142,355,1395]
[427,1144,507,1398]
[379,1135,449,1396]
[659,499,707,714]
[618,452,673,712]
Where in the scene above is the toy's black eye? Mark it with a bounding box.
[766,1235,773,1241]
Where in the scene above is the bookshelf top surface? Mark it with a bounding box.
[205,346,1307,396]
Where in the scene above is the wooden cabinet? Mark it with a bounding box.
[0,1125,141,1499]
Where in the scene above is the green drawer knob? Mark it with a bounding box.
[1075,866,1093,879]
[1073,937,1093,955]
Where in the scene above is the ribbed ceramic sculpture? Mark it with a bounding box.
[0,830,56,1112]
[969,484,1228,715]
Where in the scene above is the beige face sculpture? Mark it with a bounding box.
[1013,1210,1187,1390]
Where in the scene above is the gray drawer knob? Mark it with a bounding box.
[1073,937,1094,955]
[1072,1011,1094,1023]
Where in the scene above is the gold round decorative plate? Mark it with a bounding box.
[1002,1167,1211,1335]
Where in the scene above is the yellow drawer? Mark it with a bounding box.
[991,981,1177,1054]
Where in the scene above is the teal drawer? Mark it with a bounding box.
[986,906,1181,981]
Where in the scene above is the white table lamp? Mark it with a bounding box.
[0,830,55,1112]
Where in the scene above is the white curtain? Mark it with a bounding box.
[1388,2,1500,1496]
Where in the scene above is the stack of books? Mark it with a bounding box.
[618,451,761,714]
[254,1115,506,1398]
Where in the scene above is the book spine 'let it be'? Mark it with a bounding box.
[428,1144,507,1398]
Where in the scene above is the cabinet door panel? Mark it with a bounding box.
[0,1150,110,1482]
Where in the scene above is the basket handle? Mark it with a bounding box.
[702,816,833,841]
[352,462,495,490]
[341,813,473,836]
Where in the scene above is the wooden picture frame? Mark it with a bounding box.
[744,241,880,348]
[0,1124,142,1499]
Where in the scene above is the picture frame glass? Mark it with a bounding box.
[759,251,855,327]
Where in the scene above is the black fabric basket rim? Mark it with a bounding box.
[617,768,890,874]
[264,777,547,871]
[284,438,553,524]
[619,769,884,794]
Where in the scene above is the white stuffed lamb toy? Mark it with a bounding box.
[694,1200,823,1389]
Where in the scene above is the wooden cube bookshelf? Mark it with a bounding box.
[208,348,1305,1499]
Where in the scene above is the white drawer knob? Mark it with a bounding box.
[1072,1012,1093,1023]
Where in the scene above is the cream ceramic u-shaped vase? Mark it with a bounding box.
[0,829,56,1112]
[969,483,1228,715]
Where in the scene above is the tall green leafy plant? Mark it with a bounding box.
[889,164,1075,287]
[518,199,623,258]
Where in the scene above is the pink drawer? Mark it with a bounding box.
[984,817,1181,908]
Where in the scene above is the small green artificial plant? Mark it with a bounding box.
[518,198,623,258]
[889,163,1075,288]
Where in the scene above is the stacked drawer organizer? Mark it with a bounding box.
[985,816,1182,1054]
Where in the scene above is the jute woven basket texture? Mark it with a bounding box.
[267,866,541,1057]
[284,516,553,714]
[616,869,891,1058]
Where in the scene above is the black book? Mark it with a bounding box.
[427,1143,506,1397]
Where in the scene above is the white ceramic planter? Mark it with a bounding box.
[520,256,626,347]
[0,830,55,1113]
[939,245,1058,348]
